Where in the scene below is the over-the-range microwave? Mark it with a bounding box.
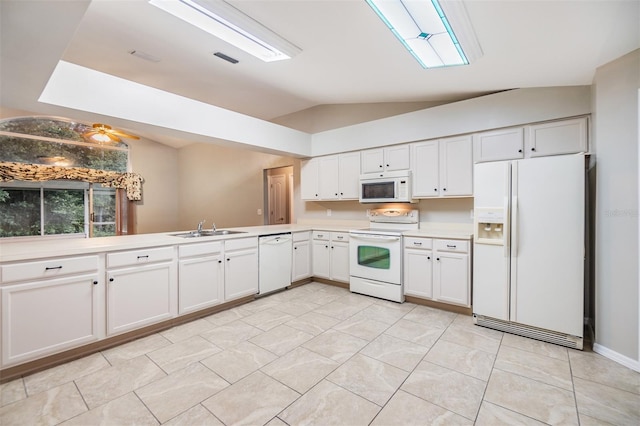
[359,171,415,203]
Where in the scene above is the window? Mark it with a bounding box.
[0,117,132,239]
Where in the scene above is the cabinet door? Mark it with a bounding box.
[330,241,350,283]
[107,262,177,336]
[178,255,224,315]
[440,135,473,196]
[403,248,433,298]
[1,274,99,367]
[338,152,361,199]
[301,158,320,200]
[411,140,440,197]
[384,145,410,171]
[312,240,330,279]
[292,241,311,282]
[473,127,524,163]
[361,148,384,174]
[319,155,340,200]
[527,117,587,157]
[434,252,469,306]
[224,248,258,301]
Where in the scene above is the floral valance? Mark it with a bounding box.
[0,161,144,201]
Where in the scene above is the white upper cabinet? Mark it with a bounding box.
[473,127,525,163]
[411,136,473,198]
[527,117,588,157]
[361,145,410,174]
[474,117,588,163]
[302,153,360,201]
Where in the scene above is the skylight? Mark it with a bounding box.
[366,0,482,69]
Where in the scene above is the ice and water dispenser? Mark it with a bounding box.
[474,208,505,245]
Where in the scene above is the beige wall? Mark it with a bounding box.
[177,143,296,230]
[592,49,639,364]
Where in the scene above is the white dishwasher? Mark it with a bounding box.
[258,232,292,295]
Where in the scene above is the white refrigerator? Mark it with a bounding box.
[473,154,585,349]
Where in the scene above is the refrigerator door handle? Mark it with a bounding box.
[504,195,510,257]
[512,195,518,258]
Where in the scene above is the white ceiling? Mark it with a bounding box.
[1,0,639,150]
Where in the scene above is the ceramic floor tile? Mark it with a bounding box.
[0,382,87,426]
[326,353,408,406]
[202,371,299,426]
[261,346,339,393]
[147,335,222,374]
[353,302,412,325]
[271,299,320,316]
[203,307,247,326]
[249,324,314,356]
[494,345,573,390]
[24,352,110,396]
[384,318,445,348]
[484,369,578,425]
[312,300,367,320]
[573,376,640,425]
[441,323,503,354]
[360,333,430,372]
[285,311,341,335]
[425,339,496,381]
[403,304,457,329]
[302,329,369,363]
[279,379,380,426]
[475,401,547,426]
[200,341,278,383]
[333,314,390,341]
[75,355,166,409]
[501,332,569,361]
[240,308,295,331]
[162,404,224,426]
[135,362,229,423]
[60,392,158,426]
[266,416,289,426]
[199,320,263,348]
[102,333,172,365]
[569,349,640,395]
[371,390,472,426]
[160,318,215,343]
[401,361,486,420]
[0,378,26,407]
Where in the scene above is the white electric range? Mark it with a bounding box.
[349,208,419,302]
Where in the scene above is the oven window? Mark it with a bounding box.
[357,246,391,269]
[362,182,394,199]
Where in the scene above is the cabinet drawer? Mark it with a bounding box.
[331,232,349,243]
[107,246,174,268]
[225,237,258,252]
[179,241,223,258]
[434,239,469,253]
[293,231,311,242]
[312,231,330,241]
[1,255,99,284]
[404,237,433,249]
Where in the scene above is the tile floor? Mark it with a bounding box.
[1,282,639,425]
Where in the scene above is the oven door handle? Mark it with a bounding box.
[349,235,400,243]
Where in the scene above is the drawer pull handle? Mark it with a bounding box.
[137,255,149,259]
[413,242,422,246]
[446,245,457,248]
[93,280,98,285]
[45,266,63,270]
[336,236,343,239]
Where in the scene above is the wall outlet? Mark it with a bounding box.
[257,209,262,215]
[327,209,332,217]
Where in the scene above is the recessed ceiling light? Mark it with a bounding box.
[213,51,239,64]
[149,0,301,62]
[366,0,482,69]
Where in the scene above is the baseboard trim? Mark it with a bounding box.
[593,343,640,372]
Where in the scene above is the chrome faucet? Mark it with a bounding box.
[211,222,217,232]
[197,219,206,234]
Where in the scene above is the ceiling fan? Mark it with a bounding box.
[83,123,140,143]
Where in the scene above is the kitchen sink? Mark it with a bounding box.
[171,230,247,238]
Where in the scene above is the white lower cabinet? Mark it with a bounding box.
[0,255,102,367]
[106,247,177,336]
[404,237,471,307]
[312,231,349,283]
[292,231,312,282]
[224,237,258,301]
[178,242,224,315]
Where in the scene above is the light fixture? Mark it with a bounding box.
[366,0,482,69]
[149,0,301,62]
